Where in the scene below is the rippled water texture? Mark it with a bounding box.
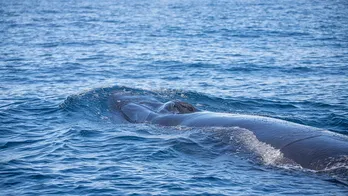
[1,0,348,195]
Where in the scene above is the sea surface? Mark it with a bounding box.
[1,0,348,195]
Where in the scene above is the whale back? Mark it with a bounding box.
[110,93,348,171]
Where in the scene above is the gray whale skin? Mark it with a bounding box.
[109,93,348,170]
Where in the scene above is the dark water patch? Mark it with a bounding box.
[165,137,206,156]
[323,177,348,187]
[0,139,45,150]
[327,113,348,134]
[149,148,179,160]
[289,66,314,73]
[110,135,148,142]
[191,175,226,183]
[39,42,61,48]
[225,65,262,72]
[161,76,182,81]
[78,129,103,138]
[62,127,103,138]
[187,62,217,68]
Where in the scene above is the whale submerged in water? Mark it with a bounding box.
[109,92,348,171]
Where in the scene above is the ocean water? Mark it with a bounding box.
[1,0,348,195]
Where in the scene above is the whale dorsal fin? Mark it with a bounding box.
[158,101,198,114]
[174,101,198,113]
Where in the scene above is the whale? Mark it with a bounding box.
[109,92,348,171]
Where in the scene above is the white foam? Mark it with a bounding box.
[228,127,286,165]
[203,127,300,168]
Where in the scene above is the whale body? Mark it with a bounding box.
[109,92,348,171]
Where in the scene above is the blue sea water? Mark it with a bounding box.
[1,0,348,195]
